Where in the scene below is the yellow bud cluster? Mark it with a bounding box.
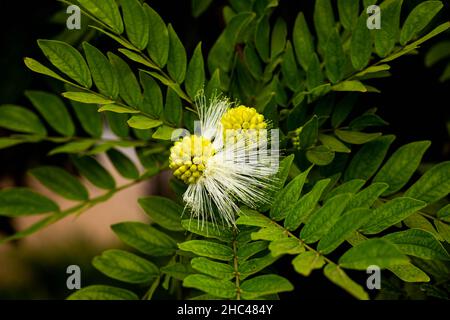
[221,105,267,131]
[169,135,215,184]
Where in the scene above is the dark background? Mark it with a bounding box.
[0,0,448,299]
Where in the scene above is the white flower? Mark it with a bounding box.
[169,94,279,227]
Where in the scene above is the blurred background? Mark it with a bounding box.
[0,0,449,299]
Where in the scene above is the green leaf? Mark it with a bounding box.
[62,92,114,105]
[127,115,162,129]
[70,101,103,138]
[191,257,234,280]
[48,140,95,156]
[138,196,183,231]
[38,40,91,88]
[25,91,75,136]
[145,4,169,67]
[167,24,187,83]
[183,274,236,299]
[323,264,369,300]
[270,166,312,221]
[281,41,301,91]
[118,48,158,69]
[164,88,182,126]
[388,263,430,282]
[344,135,395,181]
[0,138,25,150]
[24,57,72,85]
[351,13,373,70]
[425,41,450,67]
[435,220,450,243]
[271,18,287,58]
[373,141,431,195]
[251,226,287,241]
[292,12,314,70]
[192,0,213,17]
[338,0,359,30]
[93,249,159,284]
[239,254,279,279]
[284,179,330,231]
[437,204,450,222]
[404,213,441,238]
[324,180,365,201]
[0,105,46,136]
[405,161,450,203]
[331,81,367,92]
[339,238,409,269]
[245,44,263,80]
[120,0,149,50]
[317,208,371,254]
[72,156,116,190]
[238,241,268,261]
[400,1,443,45]
[98,104,138,114]
[185,43,205,99]
[78,0,124,33]
[318,134,350,153]
[346,182,389,210]
[292,251,325,276]
[108,53,142,108]
[83,42,119,99]
[383,229,450,260]
[161,263,194,281]
[269,238,304,257]
[107,149,139,180]
[374,0,403,57]
[29,166,88,201]
[306,146,335,166]
[361,197,427,234]
[354,64,391,78]
[240,274,293,299]
[335,130,381,144]
[182,220,233,242]
[325,27,345,83]
[112,222,177,256]
[178,240,233,261]
[314,0,335,50]
[299,115,318,149]
[152,125,175,140]
[0,188,58,217]
[301,193,353,244]
[67,285,138,300]
[255,16,270,62]
[139,71,163,117]
[205,69,222,100]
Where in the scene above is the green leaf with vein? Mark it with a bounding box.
[111,222,177,256]
[339,238,409,269]
[335,130,381,145]
[373,0,403,58]
[400,1,443,45]
[237,240,268,261]
[183,274,236,299]
[293,12,314,70]
[70,101,103,138]
[388,263,430,282]
[145,4,169,67]
[318,134,351,153]
[178,240,233,261]
[107,149,139,180]
[38,40,91,88]
[67,285,138,300]
[345,182,389,210]
[185,43,205,99]
[239,254,279,279]
[361,197,427,234]
[48,140,95,156]
[373,141,431,196]
[120,0,149,50]
[325,27,345,83]
[24,58,73,85]
[383,229,450,260]
[167,24,187,83]
[138,196,183,231]
[251,226,287,241]
[405,161,450,203]
[191,257,234,280]
[240,274,293,300]
[344,135,395,181]
[161,263,195,281]
[62,92,114,105]
[292,251,325,276]
[127,116,162,129]
[284,178,330,231]
[182,220,233,242]
[139,71,163,116]
[351,12,372,70]
[324,180,364,201]
[29,166,88,201]
[270,166,312,221]
[0,188,59,217]
[301,193,353,244]
[92,249,159,284]
[83,42,119,99]
[323,264,369,300]
[72,156,116,189]
[269,238,305,257]
[78,0,124,33]
[25,91,75,136]
[0,105,47,136]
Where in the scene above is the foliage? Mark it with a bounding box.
[0,0,449,300]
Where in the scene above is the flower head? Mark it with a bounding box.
[169,94,279,227]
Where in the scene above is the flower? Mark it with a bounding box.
[169,94,279,227]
